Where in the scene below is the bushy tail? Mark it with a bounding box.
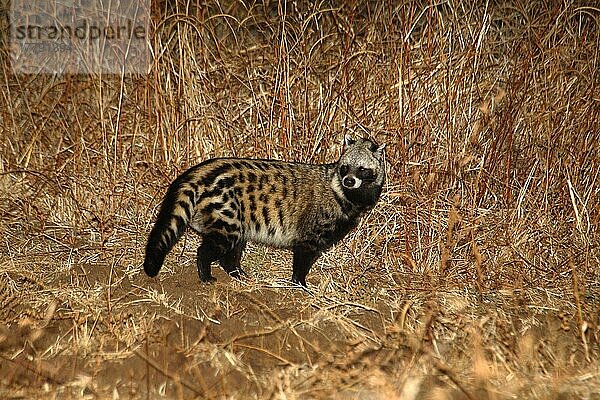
[144,179,196,277]
[143,223,171,277]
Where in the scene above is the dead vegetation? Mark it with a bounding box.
[1,0,599,398]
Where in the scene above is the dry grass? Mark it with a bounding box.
[1,0,599,398]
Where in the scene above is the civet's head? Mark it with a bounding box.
[335,135,386,208]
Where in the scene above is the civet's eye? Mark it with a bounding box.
[340,165,349,176]
[357,167,375,181]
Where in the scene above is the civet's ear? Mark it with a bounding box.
[343,134,356,148]
[373,143,386,159]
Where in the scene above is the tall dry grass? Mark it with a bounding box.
[1,0,599,398]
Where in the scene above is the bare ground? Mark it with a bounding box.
[1,204,599,399]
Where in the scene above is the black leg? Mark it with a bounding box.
[196,242,218,283]
[220,241,247,279]
[196,233,232,283]
[291,246,320,287]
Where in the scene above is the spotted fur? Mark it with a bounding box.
[143,136,386,287]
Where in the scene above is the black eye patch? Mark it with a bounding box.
[357,167,376,181]
[340,165,349,176]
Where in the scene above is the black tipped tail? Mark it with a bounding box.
[144,255,165,277]
[143,224,169,277]
[143,211,189,277]
[143,239,167,277]
[143,180,194,277]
